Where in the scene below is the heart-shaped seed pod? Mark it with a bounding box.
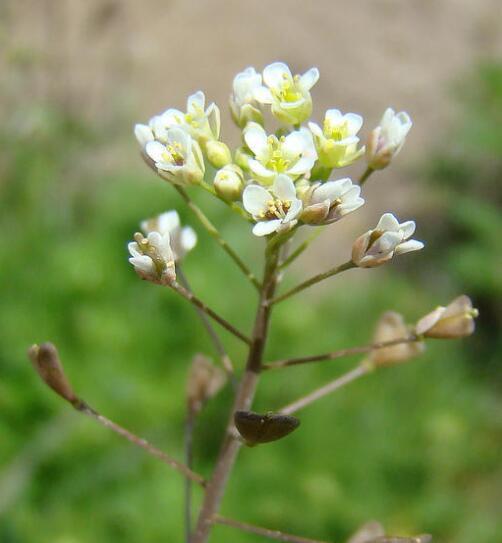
[234,410,300,445]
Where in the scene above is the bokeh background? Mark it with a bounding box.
[1,1,501,542]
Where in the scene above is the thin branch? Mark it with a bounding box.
[279,365,369,415]
[200,180,252,222]
[184,407,196,542]
[74,399,206,486]
[269,260,355,305]
[177,266,235,378]
[213,515,332,543]
[278,228,325,270]
[263,335,419,370]
[169,281,251,345]
[358,166,374,186]
[174,185,261,290]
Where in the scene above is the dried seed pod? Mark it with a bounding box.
[347,521,385,543]
[186,354,226,413]
[27,343,77,405]
[234,410,300,446]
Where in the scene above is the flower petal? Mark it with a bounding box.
[273,174,297,200]
[299,67,319,90]
[252,220,281,236]
[243,184,272,215]
[377,213,400,232]
[145,141,166,163]
[263,62,292,89]
[244,123,268,157]
[394,239,424,255]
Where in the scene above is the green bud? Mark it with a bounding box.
[206,140,232,169]
[214,165,244,201]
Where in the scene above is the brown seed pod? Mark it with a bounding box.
[234,410,300,445]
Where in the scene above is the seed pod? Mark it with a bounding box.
[27,343,77,404]
[234,410,300,446]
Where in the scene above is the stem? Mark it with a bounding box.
[169,281,251,345]
[191,246,280,543]
[174,185,261,290]
[177,266,235,378]
[184,407,196,543]
[270,260,355,305]
[263,335,419,370]
[200,180,252,222]
[279,365,369,416]
[279,228,325,270]
[74,400,205,486]
[358,166,374,186]
[213,515,332,543]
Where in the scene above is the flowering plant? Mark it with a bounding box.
[28,62,478,543]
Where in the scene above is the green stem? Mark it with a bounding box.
[269,260,356,305]
[200,180,252,222]
[358,166,374,186]
[174,186,261,290]
[279,228,325,270]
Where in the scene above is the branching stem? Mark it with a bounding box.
[263,335,419,370]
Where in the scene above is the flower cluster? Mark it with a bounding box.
[134,61,419,269]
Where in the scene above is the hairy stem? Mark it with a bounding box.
[263,335,419,370]
[279,365,369,415]
[170,281,251,345]
[177,266,235,378]
[174,185,260,290]
[74,400,205,486]
[213,515,332,543]
[270,260,355,305]
[191,247,280,543]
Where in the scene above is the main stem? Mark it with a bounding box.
[191,248,279,543]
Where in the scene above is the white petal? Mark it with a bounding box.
[248,160,275,182]
[157,211,180,234]
[167,126,191,149]
[243,184,272,215]
[244,123,269,157]
[325,109,343,125]
[287,156,315,176]
[299,67,319,90]
[344,113,363,135]
[206,103,221,139]
[263,62,292,89]
[368,231,402,256]
[187,91,205,111]
[128,241,141,258]
[377,213,400,232]
[134,124,154,147]
[254,86,273,104]
[180,226,197,253]
[284,198,302,222]
[308,122,323,138]
[394,239,424,255]
[129,255,154,274]
[252,220,281,236]
[399,220,416,239]
[145,141,166,163]
[273,174,296,200]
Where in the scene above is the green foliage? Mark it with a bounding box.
[1,71,501,542]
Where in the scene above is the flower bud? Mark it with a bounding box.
[186,354,226,413]
[128,231,176,285]
[415,295,478,339]
[205,140,232,169]
[368,312,424,368]
[27,343,78,404]
[214,165,244,201]
[234,146,252,171]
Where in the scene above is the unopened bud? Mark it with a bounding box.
[369,311,424,368]
[214,165,244,201]
[206,140,232,169]
[186,354,226,413]
[415,295,478,339]
[27,343,78,404]
[234,146,252,171]
[234,410,300,446]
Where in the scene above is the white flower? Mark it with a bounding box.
[301,178,364,225]
[243,122,317,185]
[141,91,220,147]
[415,295,479,339]
[243,174,303,236]
[255,62,319,125]
[352,212,424,267]
[145,127,205,185]
[128,231,176,285]
[134,123,155,149]
[308,109,365,168]
[141,210,197,261]
[366,108,412,170]
[230,67,264,127]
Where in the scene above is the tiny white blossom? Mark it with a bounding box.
[145,127,205,185]
[244,122,317,185]
[308,109,365,168]
[243,174,303,237]
[128,231,176,285]
[301,178,364,225]
[255,62,319,125]
[352,212,424,267]
[230,67,264,127]
[141,210,197,261]
[366,108,412,170]
[415,295,479,339]
[134,123,155,149]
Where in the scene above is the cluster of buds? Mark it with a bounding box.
[134,61,420,271]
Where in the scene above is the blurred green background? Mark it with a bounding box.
[1,2,501,542]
